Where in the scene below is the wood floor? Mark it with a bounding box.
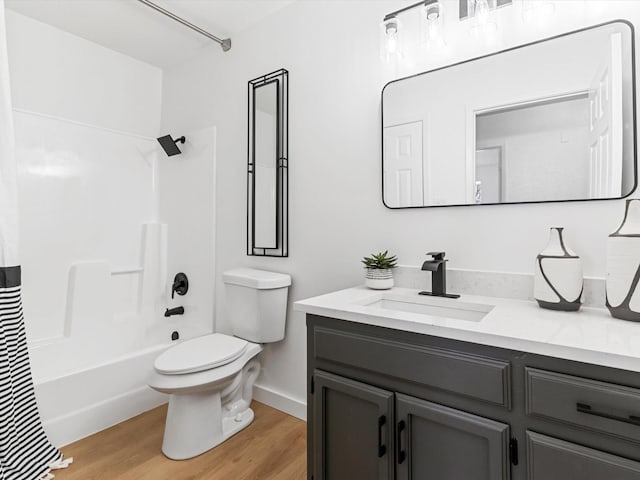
[53,402,307,480]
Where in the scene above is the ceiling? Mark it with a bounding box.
[4,0,296,68]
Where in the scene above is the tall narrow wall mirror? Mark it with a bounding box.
[248,68,289,256]
[382,21,636,208]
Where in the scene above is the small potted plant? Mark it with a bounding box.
[362,250,398,290]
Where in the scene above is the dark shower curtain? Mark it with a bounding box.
[0,267,62,479]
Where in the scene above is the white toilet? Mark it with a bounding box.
[149,268,291,460]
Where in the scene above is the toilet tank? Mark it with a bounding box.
[222,268,291,343]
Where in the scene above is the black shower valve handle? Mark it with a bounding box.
[171,280,183,299]
[171,273,189,299]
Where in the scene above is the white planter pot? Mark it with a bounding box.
[365,269,394,290]
[607,199,640,321]
[534,227,583,311]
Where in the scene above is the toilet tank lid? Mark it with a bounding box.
[223,268,291,289]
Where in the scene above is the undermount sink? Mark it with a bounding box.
[359,294,494,322]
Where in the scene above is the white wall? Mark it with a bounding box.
[160,0,640,414]
[477,98,591,202]
[6,10,161,137]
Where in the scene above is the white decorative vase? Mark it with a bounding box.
[607,199,640,321]
[365,269,394,290]
[534,227,583,311]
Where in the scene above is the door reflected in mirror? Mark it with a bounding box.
[382,21,636,208]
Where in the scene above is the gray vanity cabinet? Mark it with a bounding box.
[312,370,395,480]
[306,314,640,480]
[395,394,510,480]
[312,369,510,480]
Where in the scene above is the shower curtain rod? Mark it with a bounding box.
[136,0,231,52]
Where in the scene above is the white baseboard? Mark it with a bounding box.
[45,383,304,448]
[253,383,307,421]
[44,386,168,447]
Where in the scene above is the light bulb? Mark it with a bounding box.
[423,1,445,49]
[426,4,440,39]
[387,34,397,54]
[384,17,399,55]
[427,20,439,41]
[475,0,490,24]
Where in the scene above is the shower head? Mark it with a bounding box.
[157,135,186,156]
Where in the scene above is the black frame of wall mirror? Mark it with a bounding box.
[381,20,638,210]
[247,68,289,257]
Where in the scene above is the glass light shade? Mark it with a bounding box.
[380,16,402,62]
[468,0,498,39]
[422,2,446,49]
[475,0,491,24]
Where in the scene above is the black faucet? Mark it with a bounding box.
[419,252,460,299]
[165,306,185,317]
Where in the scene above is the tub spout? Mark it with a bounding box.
[164,306,184,317]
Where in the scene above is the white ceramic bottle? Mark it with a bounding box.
[534,227,583,311]
[607,199,640,321]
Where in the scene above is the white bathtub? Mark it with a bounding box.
[31,341,171,447]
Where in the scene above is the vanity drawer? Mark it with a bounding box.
[314,327,511,407]
[526,431,640,479]
[526,368,640,442]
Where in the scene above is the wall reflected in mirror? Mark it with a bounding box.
[248,69,288,256]
[382,21,636,208]
[254,81,278,248]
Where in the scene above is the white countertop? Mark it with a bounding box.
[294,286,640,373]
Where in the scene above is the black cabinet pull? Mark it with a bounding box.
[397,420,406,464]
[576,402,640,426]
[509,438,519,466]
[378,415,387,458]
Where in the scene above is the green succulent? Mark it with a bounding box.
[361,250,398,270]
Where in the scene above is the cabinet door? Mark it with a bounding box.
[313,370,394,480]
[527,431,640,480]
[396,393,510,480]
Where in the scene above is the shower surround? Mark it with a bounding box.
[3,10,217,447]
[14,109,172,445]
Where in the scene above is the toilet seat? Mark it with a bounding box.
[155,333,248,375]
[149,341,262,395]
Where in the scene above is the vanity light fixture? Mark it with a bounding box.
[381,15,401,60]
[380,0,514,61]
[467,0,498,36]
[381,0,444,60]
[423,1,446,48]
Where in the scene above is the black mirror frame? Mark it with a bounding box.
[381,20,637,209]
[247,68,289,256]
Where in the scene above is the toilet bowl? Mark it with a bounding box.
[149,333,263,460]
[149,268,291,460]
